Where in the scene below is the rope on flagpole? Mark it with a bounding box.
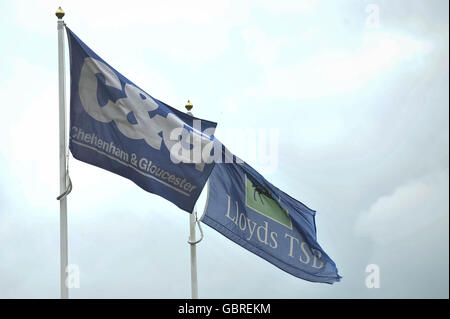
[187,211,204,245]
[56,173,72,200]
[57,138,72,200]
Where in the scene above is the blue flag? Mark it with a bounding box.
[66,28,217,213]
[202,162,341,283]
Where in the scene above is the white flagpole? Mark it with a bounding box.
[186,100,198,299]
[189,206,199,299]
[56,7,69,299]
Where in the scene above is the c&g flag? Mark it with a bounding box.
[66,28,217,213]
[202,162,341,283]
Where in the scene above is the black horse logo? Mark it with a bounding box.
[252,184,272,205]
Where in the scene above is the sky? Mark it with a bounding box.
[0,0,448,298]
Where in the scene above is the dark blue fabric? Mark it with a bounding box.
[66,27,217,213]
[202,162,341,283]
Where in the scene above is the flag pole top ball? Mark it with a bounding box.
[185,100,193,111]
[55,7,65,19]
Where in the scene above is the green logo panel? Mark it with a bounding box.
[245,176,292,229]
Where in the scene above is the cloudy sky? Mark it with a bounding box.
[0,0,448,298]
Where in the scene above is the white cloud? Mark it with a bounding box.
[246,31,433,99]
[242,28,286,67]
[258,0,318,14]
[11,0,246,63]
[356,169,449,245]
[14,0,233,32]
[10,0,322,64]
[354,169,449,297]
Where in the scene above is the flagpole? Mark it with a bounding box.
[189,207,198,299]
[56,6,69,299]
[186,100,199,299]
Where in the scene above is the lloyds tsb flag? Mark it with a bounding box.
[66,28,217,213]
[202,162,341,283]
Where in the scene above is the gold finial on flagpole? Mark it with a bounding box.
[55,7,65,19]
[185,100,193,111]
